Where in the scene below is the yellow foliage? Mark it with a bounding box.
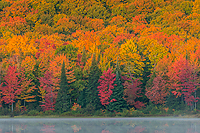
[119,39,145,76]
[99,45,119,72]
[21,56,36,72]
[137,37,168,68]
[4,35,37,57]
[71,103,81,111]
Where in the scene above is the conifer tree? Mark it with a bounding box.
[85,53,103,110]
[55,61,71,113]
[107,57,127,112]
[78,88,86,108]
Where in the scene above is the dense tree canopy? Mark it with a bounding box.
[1,0,200,114]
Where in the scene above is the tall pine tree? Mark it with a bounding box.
[107,57,127,112]
[85,53,103,110]
[55,61,71,113]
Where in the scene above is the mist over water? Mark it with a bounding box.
[0,118,200,133]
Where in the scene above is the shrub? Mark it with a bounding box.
[103,110,116,117]
[0,108,10,115]
[94,110,104,116]
[121,109,130,117]
[83,104,95,115]
[44,110,54,115]
[131,110,144,117]
[71,103,81,111]
[141,103,165,115]
[60,111,72,116]
[27,110,39,116]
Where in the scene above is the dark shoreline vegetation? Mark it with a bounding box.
[2,104,200,118]
[1,0,200,118]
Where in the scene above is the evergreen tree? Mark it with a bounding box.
[55,61,71,113]
[85,53,103,110]
[78,88,86,108]
[107,57,127,112]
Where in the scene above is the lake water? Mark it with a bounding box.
[0,117,200,133]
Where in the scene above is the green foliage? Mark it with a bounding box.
[55,44,78,61]
[85,54,103,110]
[1,0,200,117]
[131,110,144,117]
[120,109,130,117]
[55,61,71,113]
[93,110,104,116]
[0,108,10,116]
[77,88,86,108]
[44,110,55,115]
[27,110,39,116]
[165,92,186,111]
[141,102,167,115]
[180,1,193,15]
[107,60,127,112]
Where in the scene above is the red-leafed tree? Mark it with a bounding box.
[0,66,22,113]
[38,71,56,111]
[167,56,199,109]
[97,69,117,106]
[145,73,169,104]
[123,78,145,109]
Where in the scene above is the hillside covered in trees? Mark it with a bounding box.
[0,0,200,116]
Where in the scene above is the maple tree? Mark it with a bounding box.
[38,70,56,111]
[119,39,145,76]
[145,72,169,104]
[123,78,145,109]
[1,0,200,115]
[167,56,200,109]
[0,66,22,113]
[1,35,37,57]
[97,68,116,106]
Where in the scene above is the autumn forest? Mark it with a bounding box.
[0,0,200,116]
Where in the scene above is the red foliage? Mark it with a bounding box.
[123,78,145,109]
[113,33,135,44]
[97,69,116,106]
[167,56,199,106]
[40,93,56,112]
[145,75,168,104]
[39,71,56,111]
[0,66,22,106]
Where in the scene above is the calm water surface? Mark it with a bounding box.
[0,117,200,133]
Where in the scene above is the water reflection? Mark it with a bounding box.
[0,118,199,133]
